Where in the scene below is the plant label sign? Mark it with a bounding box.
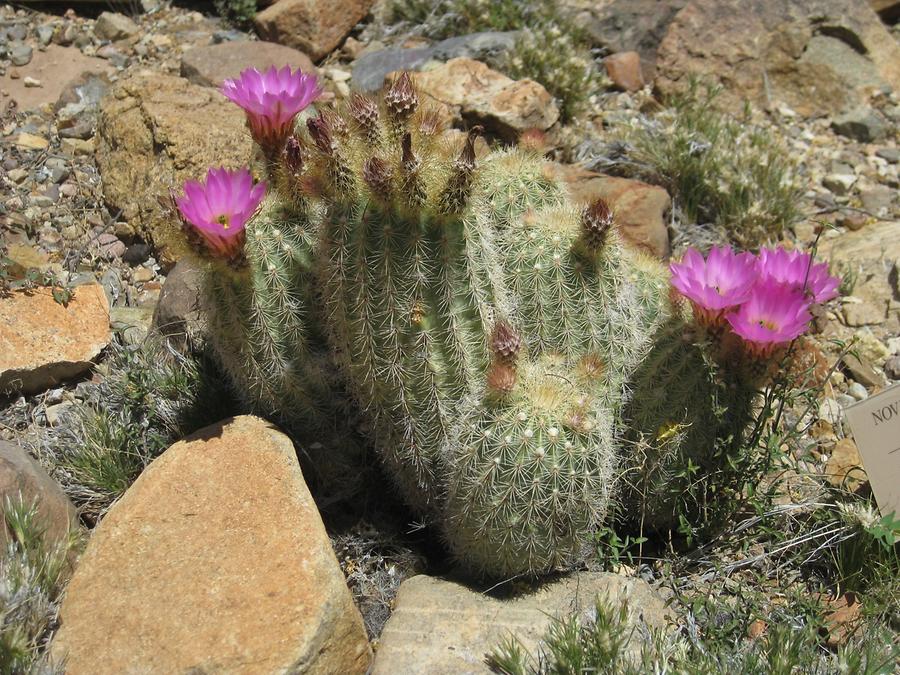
[843,383,900,517]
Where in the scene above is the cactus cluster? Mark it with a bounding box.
[175,67,834,579]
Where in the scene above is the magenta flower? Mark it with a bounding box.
[726,281,812,358]
[176,167,265,260]
[220,66,321,148]
[669,246,759,326]
[758,247,840,304]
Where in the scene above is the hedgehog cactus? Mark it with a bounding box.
[173,66,837,579]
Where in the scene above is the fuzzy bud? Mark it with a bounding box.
[307,114,333,155]
[581,198,614,251]
[362,156,393,197]
[439,126,481,213]
[487,362,517,395]
[385,72,418,126]
[519,128,548,153]
[349,92,381,143]
[418,107,443,137]
[490,320,521,363]
[284,136,305,174]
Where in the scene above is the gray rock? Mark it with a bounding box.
[151,259,208,350]
[822,173,856,195]
[36,25,55,47]
[10,41,33,66]
[0,440,78,549]
[832,106,890,143]
[352,46,433,92]
[372,573,672,674]
[351,31,518,92]
[859,186,894,215]
[884,355,900,380]
[847,382,868,401]
[94,12,139,42]
[110,306,155,346]
[875,147,900,163]
[7,24,27,41]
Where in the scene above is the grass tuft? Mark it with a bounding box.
[0,497,76,674]
[615,79,804,248]
[37,335,236,520]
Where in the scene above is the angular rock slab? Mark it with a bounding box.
[254,0,375,62]
[372,573,672,674]
[0,440,78,549]
[180,40,316,87]
[406,58,560,141]
[655,0,900,116]
[0,283,110,395]
[50,416,372,675]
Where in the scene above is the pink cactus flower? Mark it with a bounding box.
[726,281,812,358]
[757,246,840,304]
[176,167,265,260]
[220,66,321,148]
[669,246,759,326]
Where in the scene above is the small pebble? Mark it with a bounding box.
[847,382,868,401]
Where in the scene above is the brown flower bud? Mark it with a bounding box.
[581,198,614,251]
[487,362,517,395]
[385,72,418,125]
[283,136,305,174]
[349,92,380,143]
[490,320,521,362]
[362,156,392,197]
[306,114,333,155]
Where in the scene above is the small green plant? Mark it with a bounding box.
[387,0,558,39]
[487,592,899,674]
[0,497,75,674]
[214,0,256,29]
[505,24,605,121]
[618,79,803,247]
[39,336,235,519]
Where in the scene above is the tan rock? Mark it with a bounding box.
[558,165,671,259]
[51,415,372,675]
[372,573,671,674]
[604,51,645,92]
[12,132,49,150]
[0,283,110,395]
[406,58,560,141]
[95,73,252,269]
[0,44,113,112]
[180,41,316,87]
[655,0,900,116]
[825,438,867,492]
[819,221,900,337]
[254,0,375,62]
[151,258,208,350]
[0,440,78,549]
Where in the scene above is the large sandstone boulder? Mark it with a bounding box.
[372,573,672,674]
[0,283,110,395]
[0,441,78,549]
[180,40,315,87]
[254,0,375,62]
[404,58,560,141]
[655,0,900,116]
[95,74,252,269]
[50,415,372,674]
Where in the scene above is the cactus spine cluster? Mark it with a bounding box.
[198,72,758,578]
